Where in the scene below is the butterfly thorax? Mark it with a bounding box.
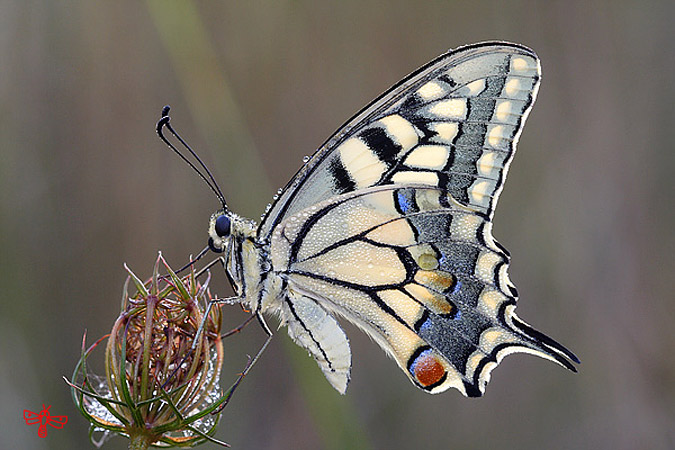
[208,211,283,314]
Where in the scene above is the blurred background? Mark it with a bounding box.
[1,1,673,449]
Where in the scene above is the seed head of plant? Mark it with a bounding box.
[68,253,243,449]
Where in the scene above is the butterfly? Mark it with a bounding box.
[158,42,579,397]
[23,405,68,438]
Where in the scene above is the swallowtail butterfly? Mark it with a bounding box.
[161,42,578,396]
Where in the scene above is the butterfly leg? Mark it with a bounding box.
[243,311,274,376]
[212,327,273,414]
[191,294,241,351]
[171,245,211,275]
[190,255,242,350]
[193,254,228,277]
[162,292,243,389]
[221,313,257,339]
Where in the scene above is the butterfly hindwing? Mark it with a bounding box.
[270,185,576,395]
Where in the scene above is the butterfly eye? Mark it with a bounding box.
[214,215,231,238]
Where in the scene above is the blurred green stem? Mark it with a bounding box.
[145,2,372,449]
[283,337,373,450]
[129,432,152,450]
[145,0,267,214]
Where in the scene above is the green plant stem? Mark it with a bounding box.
[128,431,153,450]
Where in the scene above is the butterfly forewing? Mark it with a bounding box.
[260,43,540,239]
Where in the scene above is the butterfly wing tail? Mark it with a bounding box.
[509,313,580,371]
[436,308,580,397]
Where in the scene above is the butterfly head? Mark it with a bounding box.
[207,210,233,253]
[206,209,258,299]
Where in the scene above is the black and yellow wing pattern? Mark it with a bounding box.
[252,42,579,396]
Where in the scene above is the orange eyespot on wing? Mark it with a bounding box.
[408,347,448,389]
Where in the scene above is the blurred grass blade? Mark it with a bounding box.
[145,0,268,213]
[146,2,372,448]
[283,337,372,450]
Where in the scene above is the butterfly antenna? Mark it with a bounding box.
[156,105,228,211]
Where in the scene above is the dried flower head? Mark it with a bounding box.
[68,253,245,449]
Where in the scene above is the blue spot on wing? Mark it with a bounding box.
[397,192,412,213]
[452,280,462,295]
[420,317,433,334]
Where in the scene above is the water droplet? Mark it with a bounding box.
[302,155,310,163]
